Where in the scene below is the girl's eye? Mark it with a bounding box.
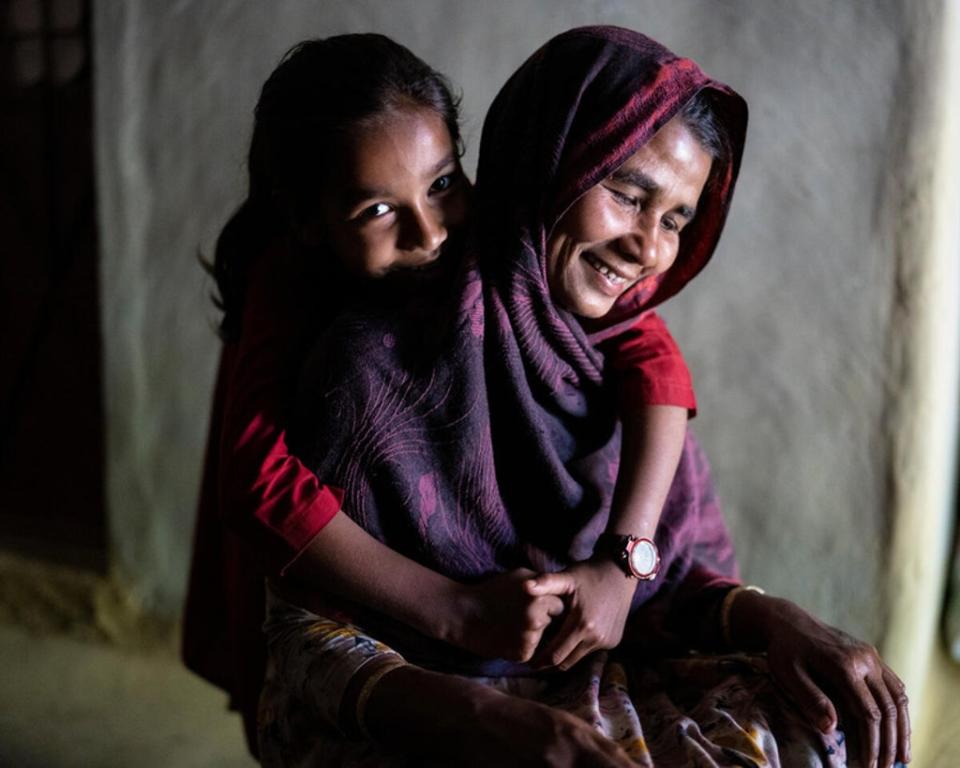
[661,217,679,233]
[430,173,456,194]
[361,202,392,219]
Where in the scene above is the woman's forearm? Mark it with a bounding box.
[360,663,637,766]
[724,587,787,651]
[725,588,851,656]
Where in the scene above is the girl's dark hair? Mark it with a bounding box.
[211,34,462,339]
[677,89,730,164]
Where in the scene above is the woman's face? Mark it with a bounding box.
[316,105,469,278]
[546,114,713,318]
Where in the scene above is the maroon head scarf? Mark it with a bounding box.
[292,26,747,674]
[475,25,746,332]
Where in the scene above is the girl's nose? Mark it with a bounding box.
[405,206,447,253]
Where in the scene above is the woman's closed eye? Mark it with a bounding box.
[605,184,688,233]
[605,185,642,210]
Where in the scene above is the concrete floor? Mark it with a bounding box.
[0,623,257,768]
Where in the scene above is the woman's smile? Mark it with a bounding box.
[582,251,634,295]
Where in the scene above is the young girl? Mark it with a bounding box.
[182,33,698,756]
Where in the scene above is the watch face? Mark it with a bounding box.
[628,538,659,579]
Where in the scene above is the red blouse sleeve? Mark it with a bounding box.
[218,248,344,575]
[600,310,697,415]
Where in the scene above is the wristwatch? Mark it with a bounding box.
[595,533,660,580]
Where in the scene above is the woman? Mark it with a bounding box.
[263,27,909,767]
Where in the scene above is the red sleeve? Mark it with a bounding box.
[600,310,697,415]
[218,248,343,575]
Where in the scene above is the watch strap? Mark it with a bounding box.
[595,533,637,577]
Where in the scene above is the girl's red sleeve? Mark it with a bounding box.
[218,249,344,575]
[600,310,697,415]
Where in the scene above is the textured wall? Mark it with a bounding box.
[93,0,938,636]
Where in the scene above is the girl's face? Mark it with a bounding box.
[545,114,712,318]
[317,105,469,278]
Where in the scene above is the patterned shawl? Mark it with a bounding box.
[291,26,748,674]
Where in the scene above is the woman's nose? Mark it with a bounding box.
[620,219,659,268]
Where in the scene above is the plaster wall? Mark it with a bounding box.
[93,0,941,648]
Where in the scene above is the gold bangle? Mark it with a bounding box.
[720,584,765,649]
[355,657,408,739]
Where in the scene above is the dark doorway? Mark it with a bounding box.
[0,0,105,571]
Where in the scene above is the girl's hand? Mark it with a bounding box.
[735,591,911,768]
[526,561,638,670]
[366,665,637,767]
[442,568,565,661]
